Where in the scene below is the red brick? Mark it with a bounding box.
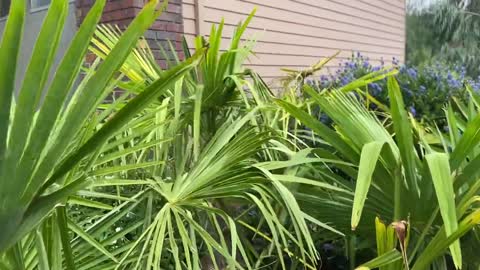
[166,23,182,33]
[75,0,185,62]
[167,4,181,14]
[177,51,185,60]
[151,21,167,31]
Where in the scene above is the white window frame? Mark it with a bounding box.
[30,0,75,13]
[0,0,75,18]
[30,0,52,12]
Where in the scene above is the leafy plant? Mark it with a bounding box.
[407,0,480,77]
[314,53,480,126]
[3,8,342,270]
[277,74,480,269]
[0,0,204,265]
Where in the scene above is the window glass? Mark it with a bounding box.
[31,0,51,8]
[0,0,10,17]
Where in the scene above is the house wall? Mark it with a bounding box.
[75,0,185,68]
[0,2,78,92]
[0,0,406,90]
[182,0,406,82]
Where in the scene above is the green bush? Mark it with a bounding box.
[313,53,480,125]
[2,1,480,269]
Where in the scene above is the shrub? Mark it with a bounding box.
[278,78,480,270]
[313,53,480,124]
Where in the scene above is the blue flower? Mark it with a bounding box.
[447,71,453,80]
[409,106,417,117]
[407,68,417,79]
[368,83,382,95]
[419,85,426,92]
[340,77,351,86]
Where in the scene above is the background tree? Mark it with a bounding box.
[407,0,480,76]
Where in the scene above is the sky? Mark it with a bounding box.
[407,0,447,11]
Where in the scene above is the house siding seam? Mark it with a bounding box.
[182,0,406,82]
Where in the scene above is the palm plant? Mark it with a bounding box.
[277,74,480,269]
[0,8,347,269]
[0,0,205,267]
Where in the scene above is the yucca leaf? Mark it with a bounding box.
[454,152,480,189]
[26,0,165,200]
[0,0,25,166]
[412,209,480,270]
[6,0,68,180]
[447,103,460,147]
[39,48,205,194]
[0,0,26,240]
[16,0,106,191]
[449,113,480,171]
[275,98,359,163]
[351,141,386,230]
[2,178,89,251]
[375,217,388,256]
[387,76,418,193]
[425,153,461,268]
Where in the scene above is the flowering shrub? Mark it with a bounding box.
[314,53,480,123]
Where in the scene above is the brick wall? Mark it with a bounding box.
[75,0,185,67]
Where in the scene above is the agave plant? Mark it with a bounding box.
[277,74,480,269]
[0,0,206,266]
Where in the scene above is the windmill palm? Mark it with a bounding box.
[0,5,341,269]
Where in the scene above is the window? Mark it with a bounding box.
[31,0,51,9]
[0,0,10,17]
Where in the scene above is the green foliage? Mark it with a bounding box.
[0,3,331,269]
[278,72,480,269]
[407,0,480,76]
[1,1,480,269]
[0,0,202,266]
[316,53,480,127]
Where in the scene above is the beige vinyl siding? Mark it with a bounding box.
[182,0,197,48]
[183,0,405,82]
